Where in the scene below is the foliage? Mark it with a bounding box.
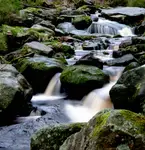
[128,0,145,7]
[0,0,22,25]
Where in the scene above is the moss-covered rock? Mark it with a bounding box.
[72,35,97,41]
[0,33,8,54]
[31,123,85,150]
[60,109,145,150]
[45,40,74,58]
[60,65,109,99]
[0,64,33,124]
[123,62,140,72]
[110,64,145,114]
[15,55,65,94]
[77,5,96,14]
[1,25,54,51]
[119,44,145,55]
[72,15,92,30]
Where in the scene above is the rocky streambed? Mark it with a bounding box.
[0,2,145,150]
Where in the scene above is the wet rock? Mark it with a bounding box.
[112,51,123,58]
[132,37,145,45]
[20,7,59,25]
[0,64,33,124]
[101,7,145,26]
[57,22,76,34]
[119,44,145,55]
[0,99,71,150]
[82,39,109,50]
[15,55,65,94]
[110,64,145,114]
[138,54,145,65]
[31,123,85,150]
[46,40,74,58]
[2,25,54,51]
[72,15,92,30]
[60,65,109,99]
[75,53,103,69]
[60,109,145,150]
[123,62,140,72]
[38,20,55,30]
[105,54,138,66]
[23,41,53,57]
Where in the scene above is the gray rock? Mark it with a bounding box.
[60,109,145,150]
[0,64,33,123]
[24,41,53,57]
[105,54,138,66]
[110,64,145,114]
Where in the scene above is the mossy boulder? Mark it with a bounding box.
[15,55,65,94]
[123,62,140,72]
[60,65,109,99]
[77,5,96,14]
[45,41,74,58]
[0,33,8,54]
[2,25,54,51]
[110,64,145,114]
[31,123,85,150]
[60,109,145,150]
[119,44,145,55]
[72,15,92,30]
[0,64,33,124]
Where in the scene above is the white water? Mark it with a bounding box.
[87,18,135,36]
[64,68,123,123]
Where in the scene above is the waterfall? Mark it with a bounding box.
[64,67,123,123]
[87,18,135,36]
[31,73,65,105]
[44,73,61,96]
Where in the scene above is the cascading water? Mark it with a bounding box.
[87,18,135,36]
[31,73,65,105]
[64,67,124,123]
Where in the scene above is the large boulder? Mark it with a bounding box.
[31,123,85,150]
[72,15,92,30]
[101,7,145,26]
[60,65,109,99]
[110,64,145,114]
[0,64,33,124]
[15,55,65,94]
[105,54,138,66]
[60,109,145,150]
[2,25,54,52]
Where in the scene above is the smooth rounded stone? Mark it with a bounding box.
[72,15,92,30]
[123,62,140,72]
[38,20,55,30]
[132,37,145,44]
[0,99,71,150]
[31,123,85,150]
[110,64,145,114]
[105,54,138,66]
[60,109,145,150]
[57,22,76,34]
[0,64,33,124]
[60,65,109,99]
[23,41,53,57]
[75,52,103,69]
[15,55,65,94]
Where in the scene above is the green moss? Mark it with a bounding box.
[91,111,111,137]
[120,110,145,134]
[128,0,145,7]
[73,35,96,41]
[0,33,8,53]
[72,15,92,29]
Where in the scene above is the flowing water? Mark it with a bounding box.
[16,14,135,124]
